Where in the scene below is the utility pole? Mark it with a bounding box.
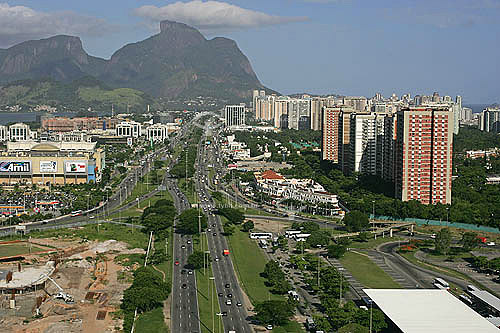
[369,300,373,333]
[317,256,321,288]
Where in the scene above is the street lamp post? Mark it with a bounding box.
[210,277,215,333]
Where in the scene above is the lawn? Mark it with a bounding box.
[349,236,404,250]
[0,243,48,257]
[227,229,282,305]
[178,178,196,204]
[108,191,172,220]
[24,223,148,249]
[134,307,168,333]
[272,321,305,332]
[339,251,401,289]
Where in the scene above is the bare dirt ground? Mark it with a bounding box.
[248,218,292,234]
[0,237,144,333]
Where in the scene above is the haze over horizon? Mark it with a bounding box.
[1,0,499,103]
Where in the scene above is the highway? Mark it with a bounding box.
[195,121,252,332]
[167,174,202,333]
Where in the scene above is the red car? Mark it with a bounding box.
[174,260,180,266]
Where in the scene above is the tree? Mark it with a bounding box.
[242,221,254,232]
[188,251,206,269]
[255,300,294,326]
[223,223,235,236]
[460,232,480,251]
[338,323,369,333]
[306,230,330,248]
[217,208,245,224]
[356,231,371,242]
[313,315,333,332]
[177,209,207,235]
[435,228,452,255]
[327,244,347,259]
[149,251,167,265]
[343,211,369,232]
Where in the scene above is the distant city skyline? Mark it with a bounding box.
[1,0,499,103]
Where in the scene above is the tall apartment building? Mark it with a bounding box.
[395,106,453,205]
[339,108,355,173]
[224,104,246,128]
[321,107,342,162]
[288,99,311,130]
[347,113,388,175]
[479,108,500,133]
[274,99,288,128]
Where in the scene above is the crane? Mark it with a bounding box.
[37,273,74,304]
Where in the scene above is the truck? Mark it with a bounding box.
[223,249,230,256]
[288,290,299,301]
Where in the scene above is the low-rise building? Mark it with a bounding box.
[254,170,340,212]
[0,141,105,185]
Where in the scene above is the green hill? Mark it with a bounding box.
[0,77,156,112]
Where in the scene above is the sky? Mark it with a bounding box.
[1,0,499,103]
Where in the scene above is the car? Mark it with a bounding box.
[187,240,192,244]
[488,241,496,246]
[181,245,186,249]
[236,302,242,307]
[181,283,187,289]
[174,260,180,266]
[430,233,437,239]
[227,293,232,298]
[207,228,212,232]
[218,293,223,297]
[266,324,273,330]
[181,269,186,274]
[215,257,220,262]
[213,233,217,236]
[222,311,228,316]
[212,223,216,227]
[188,270,193,275]
[225,283,230,288]
[226,299,232,305]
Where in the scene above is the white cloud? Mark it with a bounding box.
[0,3,116,48]
[134,1,308,31]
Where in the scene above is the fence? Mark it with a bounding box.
[372,215,500,234]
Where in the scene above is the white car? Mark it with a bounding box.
[266,324,273,330]
[226,299,232,305]
[487,241,496,246]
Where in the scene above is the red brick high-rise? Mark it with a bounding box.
[395,106,454,205]
[321,107,342,162]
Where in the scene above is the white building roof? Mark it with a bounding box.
[469,290,500,312]
[364,289,498,333]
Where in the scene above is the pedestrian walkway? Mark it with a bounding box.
[365,250,416,289]
[326,258,367,299]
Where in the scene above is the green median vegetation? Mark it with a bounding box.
[339,251,400,289]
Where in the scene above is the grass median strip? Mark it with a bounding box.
[340,251,401,289]
[227,229,282,304]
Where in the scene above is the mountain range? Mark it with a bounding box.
[0,20,272,106]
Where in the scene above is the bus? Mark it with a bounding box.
[434,278,450,289]
[285,230,301,238]
[250,232,273,239]
[71,210,83,217]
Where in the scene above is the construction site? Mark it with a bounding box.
[0,236,145,332]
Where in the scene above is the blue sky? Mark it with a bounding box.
[1,0,499,103]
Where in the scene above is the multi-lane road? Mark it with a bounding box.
[167,173,202,333]
[195,134,252,333]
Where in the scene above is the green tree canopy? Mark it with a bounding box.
[435,228,452,255]
[343,211,370,232]
[255,300,295,326]
[177,208,207,235]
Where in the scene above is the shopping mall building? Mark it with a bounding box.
[0,141,105,185]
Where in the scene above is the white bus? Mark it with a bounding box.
[434,278,450,289]
[285,230,301,238]
[250,232,273,239]
[71,210,83,217]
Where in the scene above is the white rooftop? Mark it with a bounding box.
[469,290,500,311]
[364,289,498,333]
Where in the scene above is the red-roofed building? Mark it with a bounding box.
[260,170,284,180]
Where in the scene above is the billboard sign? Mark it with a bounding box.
[40,161,57,173]
[65,161,87,174]
[0,161,31,174]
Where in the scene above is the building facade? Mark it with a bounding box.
[225,104,246,127]
[395,106,453,205]
[321,107,342,162]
